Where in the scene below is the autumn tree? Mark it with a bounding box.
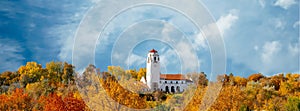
[46,61,63,86]
[248,73,264,82]
[62,62,75,84]
[0,88,33,110]
[285,97,300,110]
[0,71,20,93]
[270,74,287,90]
[26,81,54,100]
[18,62,46,88]
[41,92,87,111]
[210,86,246,110]
[100,72,147,109]
[184,85,206,111]
[0,71,19,86]
[126,69,137,80]
[137,68,146,81]
[234,76,247,86]
[198,72,208,86]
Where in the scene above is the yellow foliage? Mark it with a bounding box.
[73,91,82,99]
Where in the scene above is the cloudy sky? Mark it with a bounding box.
[0,0,299,77]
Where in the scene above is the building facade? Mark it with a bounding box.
[141,49,193,93]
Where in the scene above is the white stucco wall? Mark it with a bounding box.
[159,80,188,93]
[146,52,160,90]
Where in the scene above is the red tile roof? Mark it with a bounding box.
[160,74,186,80]
[149,49,157,53]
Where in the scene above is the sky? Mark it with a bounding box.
[0,0,299,78]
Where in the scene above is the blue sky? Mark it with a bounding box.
[0,0,299,77]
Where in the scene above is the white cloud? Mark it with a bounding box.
[160,23,199,73]
[274,0,297,9]
[175,41,199,72]
[40,0,93,67]
[155,21,199,73]
[194,33,208,50]
[288,43,299,56]
[125,54,145,67]
[274,19,285,29]
[216,9,239,36]
[161,21,174,42]
[293,21,300,28]
[201,0,299,75]
[261,41,282,63]
[160,48,174,66]
[0,0,94,68]
[159,48,178,73]
[50,23,78,62]
[0,38,24,72]
[193,9,239,50]
[256,41,299,75]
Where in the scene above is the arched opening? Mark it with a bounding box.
[176,86,180,92]
[165,86,169,93]
[171,86,175,93]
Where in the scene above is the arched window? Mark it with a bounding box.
[165,86,169,93]
[165,81,167,84]
[171,86,175,93]
[171,81,172,84]
[154,57,156,61]
[176,86,180,92]
[176,81,178,84]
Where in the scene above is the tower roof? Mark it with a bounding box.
[149,49,157,53]
[160,74,186,80]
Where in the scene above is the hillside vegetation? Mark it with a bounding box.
[0,61,299,110]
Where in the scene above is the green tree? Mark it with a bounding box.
[285,97,300,111]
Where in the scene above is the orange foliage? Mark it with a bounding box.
[1,61,300,110]
[100,74,147,109]
[248,73,264,82]
[0,88,33,110]
[41,93,86,111]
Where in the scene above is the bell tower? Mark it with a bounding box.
[146,49,160,91]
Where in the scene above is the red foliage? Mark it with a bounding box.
[42,93,86,111]
[0,88,33,110]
